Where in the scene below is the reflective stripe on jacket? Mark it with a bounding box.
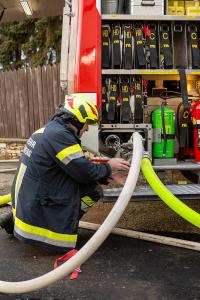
[11,117,111,251]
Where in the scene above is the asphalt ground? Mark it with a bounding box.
[1,172,200,299]
[0,228,200,300]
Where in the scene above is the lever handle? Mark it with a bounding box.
[141,0,155,6]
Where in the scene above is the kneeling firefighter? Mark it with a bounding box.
[0,95,130,252]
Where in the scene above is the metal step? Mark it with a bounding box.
[103,184,200,202]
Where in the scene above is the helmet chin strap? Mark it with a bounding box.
[69,118,84,132]
[62,115,84,137]
[51,111,84,136]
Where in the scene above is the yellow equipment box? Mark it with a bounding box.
[168,1,185,15]
[185,0,200,15]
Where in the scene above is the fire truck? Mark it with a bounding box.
[60,0,200,200]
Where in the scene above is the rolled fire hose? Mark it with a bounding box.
[141,157,200,228]
[0,132,143,294]
[0,194,12,206]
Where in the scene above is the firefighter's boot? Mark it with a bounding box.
[0,211,14,234]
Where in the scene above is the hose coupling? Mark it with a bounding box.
[143,151,151,161]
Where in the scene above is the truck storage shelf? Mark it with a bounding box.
[103,184,200,201]
[153,161,200,171]
[102,14,200,21]
[102,69,200,75]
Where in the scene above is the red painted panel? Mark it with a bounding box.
[74,0,101,110]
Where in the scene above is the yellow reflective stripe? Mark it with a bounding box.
[33,127,45,134]
[56,144,83,161]
[15,217,77,243]
[82,196,96,207]
[15,163,27,209]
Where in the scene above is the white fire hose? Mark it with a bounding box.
[0,132,143,294]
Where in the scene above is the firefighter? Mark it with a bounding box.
[0,95,130,252]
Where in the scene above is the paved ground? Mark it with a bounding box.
[1,228,200,300]
[1,172,200,299]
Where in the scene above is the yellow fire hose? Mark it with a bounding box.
[0,194,12,206]
[141,157,200,228]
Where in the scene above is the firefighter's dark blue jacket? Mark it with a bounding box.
[11,117,111,251]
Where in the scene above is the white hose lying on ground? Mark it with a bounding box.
[0,132,143,294]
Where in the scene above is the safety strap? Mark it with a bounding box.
[161,103,167,156]
[177,104,194,154]
[107,79,118,122]
[134,77,143,123]
[143,80,148,106]
[160,25,173,68]
[135,26,146,68]
[188,25,200,69]
[101,79,108,123]
[147,25,158,69]
[54,249,81,280]
[112,24,122,68]
[102,25,110,68]
[123,25,133,69]
[129,78,135,121]
[120,79,131,123]
[178,69,190,111]
[178,69,191,148]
